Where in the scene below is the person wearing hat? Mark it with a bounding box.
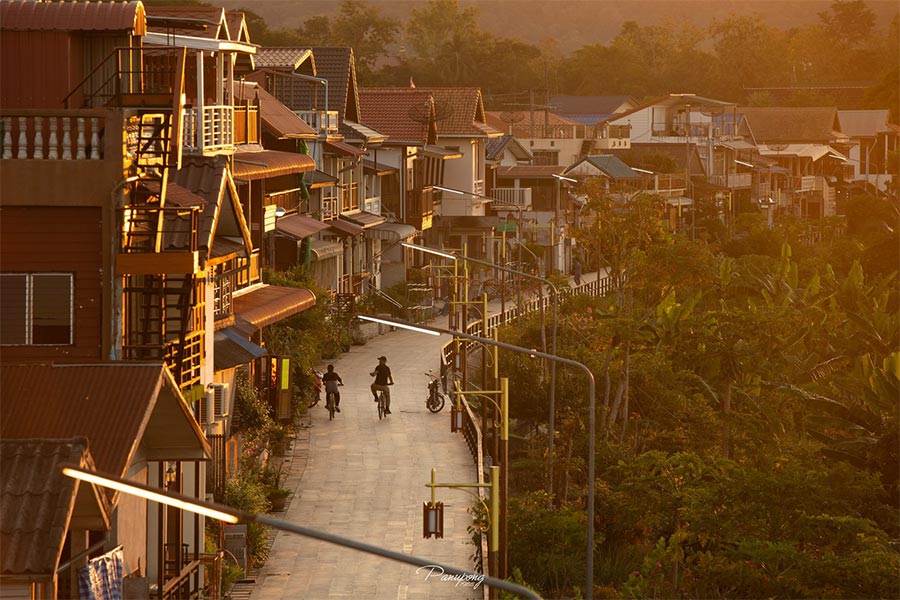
[370,356,394,414]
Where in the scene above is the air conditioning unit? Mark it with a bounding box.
[206,383,230,422]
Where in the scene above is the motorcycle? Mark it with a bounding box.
[425,370,446,413]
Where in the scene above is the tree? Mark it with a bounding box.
[818,0,876,47]
[330,0,399,80]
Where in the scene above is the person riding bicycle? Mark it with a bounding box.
[370,356,394,415]
[322,364,343,412]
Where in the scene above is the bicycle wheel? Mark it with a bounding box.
[427,392,445,413]
[377,393,385,420]
[327,395,335,420]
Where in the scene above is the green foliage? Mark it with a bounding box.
[223,469,271,566]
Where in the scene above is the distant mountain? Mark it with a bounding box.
[215,0,898,51]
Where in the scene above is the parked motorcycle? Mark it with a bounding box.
[424,370,446,413]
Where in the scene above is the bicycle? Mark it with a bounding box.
[376,384,392,420]
[325,383,343,421]
[425,370,446,413]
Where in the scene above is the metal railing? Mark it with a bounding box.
[295,109,339,134]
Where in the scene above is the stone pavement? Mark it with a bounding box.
[248,270,605,600]
[250,327,484,600]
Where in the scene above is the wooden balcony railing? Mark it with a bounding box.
[322,195,340,221]
[473,179,484,197]
[182,105,234,154]
[492,187,531,209]
[265,188,303,214]
[295,110,339,134]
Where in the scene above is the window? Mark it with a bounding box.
[0,273,73,345]
[532,150,559,166]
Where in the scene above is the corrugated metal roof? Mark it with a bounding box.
[1,438,95,576]
[0,363,201,479]
[234,81,317,139]
[309,239,343,260]
[580,155,641,179]
[341,211,385,228]
[276,214,329,239]
[232,150,316,180]
[366,222,415,242]
[145,6,227,39]
[324,140,367,158]
[0,0,146,34]
[343,120,386,143]
[214,328,267,371]
[327,218,363,237]
[233,285,316,329]
[307,170,337,189]
[362,159,397,176]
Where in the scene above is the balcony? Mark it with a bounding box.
[406,188,434,231]
[182,105,234,155]
[341,182,359,212]
[473,179,484,197]
[364,196,381,215]
[2,111,102,160]
[265,188,303,214]
[793,175,817,192]
[492,187,532,210]
[295,110,339,135]
[322,195,340,221]
[708,173,752,189]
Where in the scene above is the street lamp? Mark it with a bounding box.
[401,242,562,496]
[61,465,542,600]
[356,314,598,600]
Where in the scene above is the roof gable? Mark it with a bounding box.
[837,109,895,137]
[738,106,842,144]
[358,88,439,145]
[567,154,640,179]
[0,364,208,480]
[362,87,500,138]
[146,5,229,40]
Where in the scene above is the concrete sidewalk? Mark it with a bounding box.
[250,328,482,600]
[249,270,605,599]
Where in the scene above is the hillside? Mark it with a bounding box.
[215,0,899,51]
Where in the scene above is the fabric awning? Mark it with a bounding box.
[214,327,267,371]
[326,218,364,237]
[423,145,463,159]
[362,159,398,176]
[324,140,368,158]
[341,211,386,229]
[306,170,337,189]
[233,285,316,329]
[233,150,316,179]
[276,214,329,239]
[309,239,343,260]
[366,222,416,241]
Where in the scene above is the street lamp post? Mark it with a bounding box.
[401,242,561,497]
[356,314,597,600]
[62,465,543,600]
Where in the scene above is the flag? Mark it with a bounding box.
[409,77,416,89]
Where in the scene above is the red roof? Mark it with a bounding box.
[0,363,207,478]
[358,88,438,145]
[0,0,146,34]
[1,438,108,576]
[363,87,500,138]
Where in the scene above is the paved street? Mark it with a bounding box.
[250,326,484,600]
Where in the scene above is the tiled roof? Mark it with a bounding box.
[609,143,707,175]
[738,107,842,143]
[1,438,106,576]
[145,5,227,39]
[569,155,640,179]
[358,88,437,145]
[235,81,317,138]
[485,135,532,162]
[170,156,226,251]
[255,47,313,70]
[837,110,895,137]
[363,87,501,138]
[0,364,175,478]
[550,95,637,115]
[0,0,146,34]
[224,11,247,42]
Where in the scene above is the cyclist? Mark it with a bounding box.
[370,356,394,415]
[322,364,343,413]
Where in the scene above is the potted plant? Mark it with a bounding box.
[262,463,291,511]
[267,486,291,512]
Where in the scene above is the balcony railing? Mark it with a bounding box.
[322,195,339,221]
[265,188,303,214]
[341,182,359,212]
[473,179,484,197]
[793,175,817,192]
[2,112,103,160]
[295,110,339,134]
[708,173,752,189]
[182,105,234,154]
[492,187,531,209]
[364,196,381,215]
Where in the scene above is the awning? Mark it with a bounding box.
[344,120,387,144]
[366,222,416,241]
[341,211,386,229]
[423,145,463,159]
[214,327,267,371]
[326,218,364,237]
[233,150,316,180]
[306,170,337,189]
[276,214,329,239]
[363,159,398,176]
[324,140,368,158]
[309,239,344,260]
[233,285,316,329]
